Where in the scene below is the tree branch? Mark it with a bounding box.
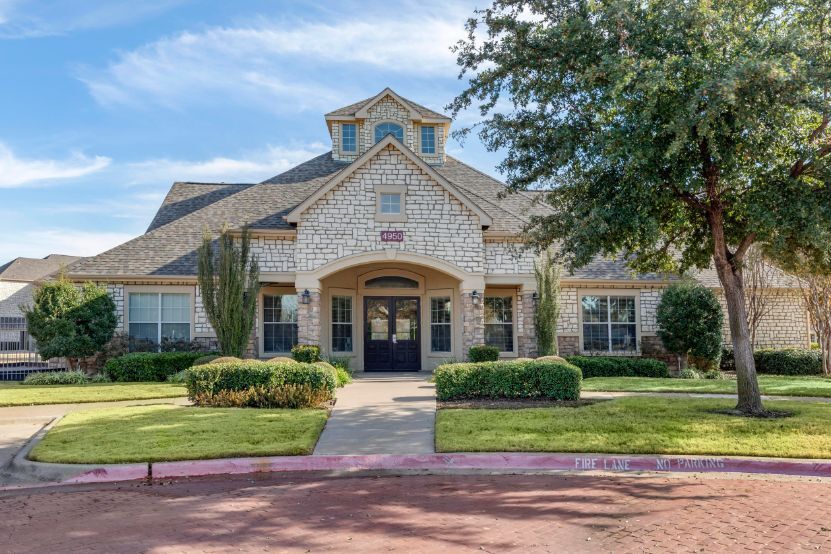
[734,233,757,262]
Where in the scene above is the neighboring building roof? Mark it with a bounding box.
[0,254,82,282]
[325,87,451,121]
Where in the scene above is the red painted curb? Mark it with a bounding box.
[62,464,149,484]
[151,453,831,480]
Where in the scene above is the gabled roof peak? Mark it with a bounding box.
[325,87,451,122]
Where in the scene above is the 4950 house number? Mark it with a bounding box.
[380,230,404,242]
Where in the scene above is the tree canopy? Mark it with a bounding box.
[450,0,831,414]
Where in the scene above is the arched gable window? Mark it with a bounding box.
[374,123,404,143]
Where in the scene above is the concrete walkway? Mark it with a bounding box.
[314,372,435,455]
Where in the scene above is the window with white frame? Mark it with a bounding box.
[581,295,637,352]
[484,295,514,352]
[128,292,191,348]
[263,294,298,353]
[341,123,357,152]
[380,193,401,214]
[430,296,451,352]
[421,126,436,154]
[331,296,353,352]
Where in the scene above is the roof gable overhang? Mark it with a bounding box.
[285,134,493,227]
[323,87,451,124]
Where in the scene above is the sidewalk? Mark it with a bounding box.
[314,372,435,455]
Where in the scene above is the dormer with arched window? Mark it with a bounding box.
[325,88,451,165]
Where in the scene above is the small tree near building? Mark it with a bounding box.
[534,252,561,356]
[744,247,777,350]
[197,225,260,357]
[23,275,117,370]
[656,281,724,371]
[796,273,831,375]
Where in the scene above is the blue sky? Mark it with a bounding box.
[0,0,503,263]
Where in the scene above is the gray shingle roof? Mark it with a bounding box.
[326,91,450,120]
[0,254,82,282]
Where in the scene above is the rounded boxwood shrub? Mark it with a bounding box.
[192,355,220,366]
[291,344,321,363]
[434,359,582,401]
[104,351,210,382]
[565,356,670,378]
[678,368,701,379]
[468,345,500,362]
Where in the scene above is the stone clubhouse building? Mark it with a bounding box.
[66,88,812,371]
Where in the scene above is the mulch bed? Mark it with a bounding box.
[438,398,606,410]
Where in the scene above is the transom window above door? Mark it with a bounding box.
[374,122,404,143]
[364,276,419,289]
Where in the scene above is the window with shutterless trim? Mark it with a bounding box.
[421,126,436,154]
[128,292,191,349]
[581,295,637,352]
[380,193,401,214]
[263,294,298,353]
[430,296,452,352]
[341,123,357,152]
[331,296,353,352]
[484,295,514,353]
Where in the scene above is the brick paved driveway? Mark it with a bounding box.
[1,473,830,552]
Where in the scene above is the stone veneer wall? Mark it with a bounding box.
[297,290,321,346]
[461,292,484,356]
[715,289,809,348]
[518,292,538,357]
[485,242,535,274]
[296,145,484,273]
[251,238,296,272]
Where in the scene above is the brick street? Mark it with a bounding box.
[2,473,830,553]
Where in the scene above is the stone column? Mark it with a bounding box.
[297,288,321,346]
[461,291,485,359]
[518,291,538,358]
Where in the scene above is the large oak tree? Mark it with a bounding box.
[450,0,831,414]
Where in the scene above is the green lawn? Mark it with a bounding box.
[582,375,831,397]
[436,397,831,458]
[0,382,187,406]
[29,404,328,463]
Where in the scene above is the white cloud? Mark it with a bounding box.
[124,143,328,185]
[78,13,468,111]
[0,0,186,39]
[0,143,110,188]
[0,229,135,261]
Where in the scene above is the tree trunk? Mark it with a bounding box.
[822,331,831,376]
[716,266,764,413]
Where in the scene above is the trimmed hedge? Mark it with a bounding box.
[721,347,823,375]
[22,370,88,385]
[565,356,670,378]
[755,348,823,375]
[434,360,582,401]
[104,351,210,382]
[468,345,500,362]
[184,360,336,399]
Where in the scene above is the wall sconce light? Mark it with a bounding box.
[471,290,480,305]
[301,289,311,304]
[532,291,539,303]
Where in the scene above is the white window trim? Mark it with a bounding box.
[577,290,642,356]
[373,184,407,223]
[124,285,195,347]
[330,289,356,354]
[340,122,358,154]
[428,290,454,355]
[419,125,436,154]
[258,286,298,356]
[484,289,518,357]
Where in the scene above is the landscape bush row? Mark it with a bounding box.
[720,347,823,375]
[435,359,582,401]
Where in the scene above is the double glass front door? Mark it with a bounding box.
[364,296,420,371]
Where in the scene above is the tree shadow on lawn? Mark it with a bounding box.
[0,473,754,552]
